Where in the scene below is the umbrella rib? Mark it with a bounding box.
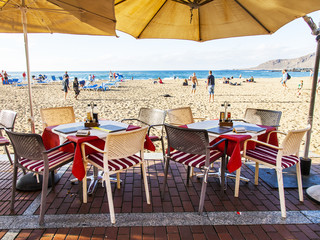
[48,0,116,23]
[115,0,127,6]
[0,0,18,10]
[233,0,271,33]
[137,0,168,39]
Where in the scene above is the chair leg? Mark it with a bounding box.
[198,169,209,213]
[234,167,241,197]
[10,164,18,212]
[187,166,191,185]
[276,169,286,218]
[104,173,116,224]
[254,162,259,185]
[141,162,150,204]
[160,138,165,163]
[82,171,88,203]
[4,145,12,165]
[296,163,304,202]
[161,157,170,199]
[116,172,121,190]
[39,170,49,225]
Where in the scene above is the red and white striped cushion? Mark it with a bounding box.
[170,149,223,169]
[87,153,142,172]
[245,145,299,169]
[19,150,74,172]
[0,136,10,145]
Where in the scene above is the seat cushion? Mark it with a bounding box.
[245,145,299,169]
[170,149,223,169]
[19,150,74,172]
[0,136,10,145]
[87,153,142,172]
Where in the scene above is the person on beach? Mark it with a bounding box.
[22,72,26,81]
[281,69,289,90]
[191,72,198,95]
[158,77,163,84]
[297,80,303,96]
[4,71,8,84]
[73,77,80,100]
[63,71,70,100]
[206,70,215,102]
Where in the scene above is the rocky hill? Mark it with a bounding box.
[250,53,315,70]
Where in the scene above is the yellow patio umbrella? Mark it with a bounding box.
[0,0,116,132]
[115,0,320,42]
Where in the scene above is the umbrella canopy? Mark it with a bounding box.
[0,0,116,35]
[0,0,116,132]
[115,0,320,42]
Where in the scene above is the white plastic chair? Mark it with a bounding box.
[238,125,311,218]
[81,127,150,224]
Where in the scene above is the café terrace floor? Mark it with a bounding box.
[0,153,320,240]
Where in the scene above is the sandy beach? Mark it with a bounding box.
[1,76,319,154]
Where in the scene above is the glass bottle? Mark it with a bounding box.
[92,104,98,123]
[87,104,92,122]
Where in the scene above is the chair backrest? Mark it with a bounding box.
[104,127,148,160]
[40,106,76,129]
[164,124,209,155]
[5,130,45,161]
[281,125,311,156]
[138,108,167,126]
[167,107,194,125]
[244,108,282,127]
[0,110,17,129]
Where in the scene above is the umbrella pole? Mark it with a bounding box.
[303,35,320,161]
[21,4,35,133]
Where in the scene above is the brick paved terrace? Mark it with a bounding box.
[0,153,320,239]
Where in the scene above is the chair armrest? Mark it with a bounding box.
[148,124,164,136]
[121,118,149,126]
[243,138,283,155]
[208,138,228,155]
[266,130,286,143]
[193,117,206,121]
[44,141,75,153]
[81,142,106,155]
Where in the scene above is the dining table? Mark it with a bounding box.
[186,120,278,183]
[42,120,155,194]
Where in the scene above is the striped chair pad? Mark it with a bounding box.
[170,149,223,169]
[245,145,299,169]
[0,137,10,145]
[87,153,142,172]
[19,150,74,172]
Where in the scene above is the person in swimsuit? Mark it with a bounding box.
[191,72,198,95]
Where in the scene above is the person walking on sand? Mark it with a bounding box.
[63,71,70,100]
[281,69,289,90]
[191,72,198,95]
[73,77,80,100]
[206,70,215,102]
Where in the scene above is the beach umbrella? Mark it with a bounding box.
[0,0,116,133]
[115,0,320,42]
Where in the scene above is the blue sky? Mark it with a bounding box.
[0,10,319,72]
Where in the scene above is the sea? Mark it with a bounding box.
[7,70,312,81]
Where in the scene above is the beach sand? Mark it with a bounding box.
[1,76,319,154]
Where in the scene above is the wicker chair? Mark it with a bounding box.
[81,127,150,224]
[121,108,167,159]
[40,106,76,129]
[6,130,74,225]
[0,110,17,165]
[163,124,228,213]
[240,125,310,218]
[167,106,205,126]
[242,108,282,128]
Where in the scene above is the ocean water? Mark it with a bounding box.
[7,69,311,81]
